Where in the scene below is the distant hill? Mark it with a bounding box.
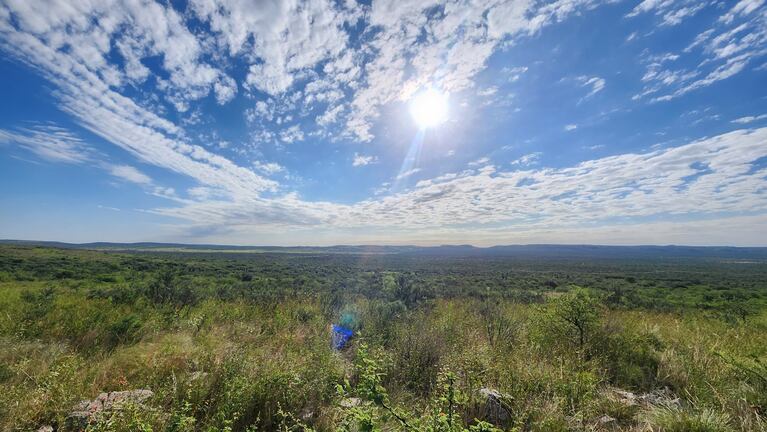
[2,239,767,260]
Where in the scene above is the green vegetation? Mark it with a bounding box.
[0,245,766,431]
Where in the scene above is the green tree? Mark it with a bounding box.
[538,288,602,360]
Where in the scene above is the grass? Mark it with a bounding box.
[0,245,765,431]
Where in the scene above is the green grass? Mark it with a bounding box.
[0,245,765,431]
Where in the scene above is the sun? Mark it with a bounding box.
[409,88,448,129]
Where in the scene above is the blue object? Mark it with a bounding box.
[331,324,354,350]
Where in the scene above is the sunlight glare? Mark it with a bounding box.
[409,88,448,129]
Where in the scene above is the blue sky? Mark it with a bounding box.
[1,0,766,246]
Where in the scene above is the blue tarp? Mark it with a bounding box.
[331,324,354,350]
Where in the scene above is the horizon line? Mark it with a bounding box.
[3,239,767,249]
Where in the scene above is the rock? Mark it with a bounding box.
[610,387,680,409]
[612,389,637,405]
[37,426,54,432]
[64,389,153,431]
[339,397,361,408]
[638,389,681,408]
[300,409,314,421]
[63,411,91,432]
[189,371,209,381]
[598,415,616,425]
[477,387,512,426]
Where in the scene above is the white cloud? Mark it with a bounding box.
[352,153,378,167]
[503,66,528,82]
[146,128,767,245]
[564,124,578,131]
[468,157,491,167]
[317,105,344,127]
[395,167,421,180]
[253,161,285,175]
[577,76,606,99]
[279,125,305,143]
[192,0,352,96]
[477,86,499,97]
[213,75,237,105]
[626,0,707,26]
[511,152,542,166]
[720,0,766,25]
[732,113,767,124]
[634,1,767,102]
[0,0,279,203]
[0,124,91,163]
[109,164,152,185]
[0,124,162,191]
[343,0,608,141]
[97,204,121,211]
[3,1,767,246]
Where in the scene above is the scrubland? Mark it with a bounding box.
[0,245,765,431]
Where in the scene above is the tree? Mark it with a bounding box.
[538,288,602,360]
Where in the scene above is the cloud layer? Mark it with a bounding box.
[152,127,767,244]
[1,0,766,245]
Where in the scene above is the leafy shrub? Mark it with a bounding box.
[556,371,600,414]
[534,288,603,361]
[391,317,445,395]
[20,286,56,336]
[107,314,143,348]
[87,284,140,305]
[143,270,198,307]
[392,273,428,308]
[598,325,663,391]
[479,301,519,350]
[340,343,502,432]
[361,299,407,344]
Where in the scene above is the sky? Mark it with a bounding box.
[0,0,766,247]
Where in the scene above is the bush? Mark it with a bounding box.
[143,270,198,307]
[87,284,140,305]
[20,286,56,336]
[361,299,407,344]
[479,301,519,350]
[107,314,143,348]
[556,371,600,414]
[390,317,445,395]
[598,325,663,391]
[534,288,602,361]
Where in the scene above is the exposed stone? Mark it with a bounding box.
[598,415,616,425]
[477,387,512,426]
[189,371,209,381]
[37,426,54,432]
[610,387,680,409]
[612,389,638,405]
[64,389,153,431]
[339,397,361,408]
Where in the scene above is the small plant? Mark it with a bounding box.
[338,343,502,432]
[643,405,734,432]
